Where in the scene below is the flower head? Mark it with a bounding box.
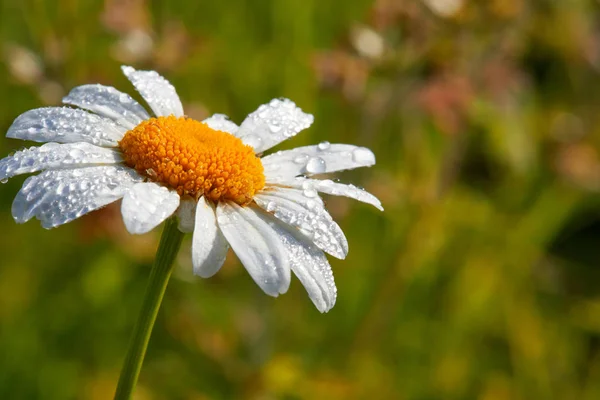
[0,66,382,312]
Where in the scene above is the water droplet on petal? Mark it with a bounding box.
[317,179,334,189]
[78,181,90,190]
[281,99,295,108]
[68,148,85,159]
[305,157,326,174]
[317,141,330,151]
[303,188,318,198]
[269,122,282,133]
[293,154,309,164]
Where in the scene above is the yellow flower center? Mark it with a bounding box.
[119,116,265,205]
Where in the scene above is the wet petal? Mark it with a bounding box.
[63,84,150,130]
[6,107,124,147]
[254,187,348,259]
[0,142,123,182]
[261,143,375,179]
[236,98,313,153]
[121,65,184,117]
[192,197,229,278]
[216,202,290,296]
[266,177,383,211]
[176,197,196,233]
[121,182,180,234]
[12,165,143,229]
[253,208,337,312]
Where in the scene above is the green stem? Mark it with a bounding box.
[114,216,184,400]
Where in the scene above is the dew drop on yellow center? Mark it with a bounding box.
[118,116,265,205]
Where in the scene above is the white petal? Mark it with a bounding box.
[0,142,123,182]
[259,185,323,207]
[63,84,150,130]
[216,202,290,296]
[12,165,143,229]
[236,98,313,153]
[191,197,229,278]
[253,209,337,312]
[121,65,184,117]
[6,107,124,147]
[176,198,196,233]
[254,187,348,259]
[261,144,376,180]
[121,182,180,234]
[202,114,239,135]
[266,177,383,211]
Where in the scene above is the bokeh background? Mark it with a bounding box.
[1,0,600,399]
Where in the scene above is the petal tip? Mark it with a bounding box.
[124,224,149,235]
[6,119,22,139]
[121,65,135,75]
[357,147,376,165]
[192,269,216,279]
[320,305,333,313]
[336,246,349,260]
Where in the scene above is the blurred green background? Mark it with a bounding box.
[2,0,600,399]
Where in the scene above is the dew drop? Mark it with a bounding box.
[317,179,334,189]
[22,158,36,167]
[303,188,318,198]
[269,122,282,133]
[78,181,90,190]
[305,157,326,174]
[68,148,85,159]
[281,99,295,108]
[317,141,330,151]
[293,154,309,164]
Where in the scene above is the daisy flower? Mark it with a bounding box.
[0,66,382,312]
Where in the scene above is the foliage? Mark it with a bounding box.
[1,0,600,398]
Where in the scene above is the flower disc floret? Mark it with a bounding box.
[119,116,265,204]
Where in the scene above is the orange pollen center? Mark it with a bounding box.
[118,116,265,205]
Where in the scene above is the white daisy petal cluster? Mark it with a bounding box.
[0,66,382,312]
